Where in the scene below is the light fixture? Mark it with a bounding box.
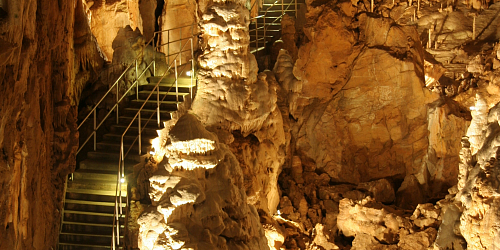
[120,178,125,183]
[186,70,192,77]
[150,150,155,156]
[470,106,476,111]
[277,210,281,215]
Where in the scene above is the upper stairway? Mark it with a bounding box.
[249,0,305,54]
[58,25,197,250]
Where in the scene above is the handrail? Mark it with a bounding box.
[249,0,298,54]
[110,24,197,250]
[76,24,196,155]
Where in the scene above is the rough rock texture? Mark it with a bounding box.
[85,0,143,60]
[159,0,198,65]
[137,114,269,250]
[337,197,440,249]
[455,100,500,249]
[293,9,438,184]
[0,0,79,249]
[190,0,287,217]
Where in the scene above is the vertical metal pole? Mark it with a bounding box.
[190,38,194,101]
[157,84,160,128]
[180,28,183,66]
[282,0,284,16]
[112,223,116,250]
[295,0,297,18]
[119,143,123,214]
[175,60,178,102]
[264,14,266,51]
[93,111,96,151]
[167,30,170,66]
[116,215,120,246]
[135,61,139,100]
[116,79,119,124]
[256,19,259,52]
[138,112,142,155]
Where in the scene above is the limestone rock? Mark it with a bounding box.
[337,197,403,244]
[293,12,437,184]
[357,178,395,204]
[138,115,269,250]
[85,0,143,60]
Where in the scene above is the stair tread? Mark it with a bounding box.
[130,99,180,105]
[59,232,123,238]
[65,199,126,207]
[122,108,173,114]
[64,210,116,217]
[61,220,123,227]
[138,90,189,95]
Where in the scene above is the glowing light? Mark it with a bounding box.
[186,70,192,77]
[277,210,281,215]
[120,178,125,183]
[470,106,476,111]
[150,151,155,155]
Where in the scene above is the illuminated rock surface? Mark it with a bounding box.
[137,114,269,250]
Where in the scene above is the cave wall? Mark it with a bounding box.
[0,0,78,249]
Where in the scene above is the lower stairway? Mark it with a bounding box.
[58,68,195,250]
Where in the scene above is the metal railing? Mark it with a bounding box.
[249,0,298,53]
[110,27,197,250]
[72,23,197,250]
[76,23,197,155]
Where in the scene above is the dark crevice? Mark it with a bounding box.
[154,0,165,46]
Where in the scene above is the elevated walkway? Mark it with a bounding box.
[58,25,197,250]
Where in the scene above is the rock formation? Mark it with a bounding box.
[0,0,80,249]
[137,114,269,250]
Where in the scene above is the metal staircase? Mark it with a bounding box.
[58,24,197,250]
[249,0,303,54]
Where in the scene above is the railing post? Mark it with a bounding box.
[93,110,97,151]
[256,19,259,52]
[282,0,284,16]
[157,85,160,128]
[138,112,142,155]
[180,28,183,66]
[190,38,194,101]
[295,0,297,18]
[175,60,179,102]
[264,14,266,51]
[135,60,139,100]
[167,30,170,66]
[116,78,119,124]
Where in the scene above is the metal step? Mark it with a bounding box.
[96,141,150,156]
[66,180,127,196]
[79,159,136,172]
[129,99,180,110]
[146,76,195,88]
[72,169,121,182]
[58,242,123,249]
[137,90,188,101]
[65,199,126,207]
[116,116,165,130]
[64,199,124,214]
[102,133,155,144]
[86,150,143,162]
[121,108,173,122]
[110,122,163,136]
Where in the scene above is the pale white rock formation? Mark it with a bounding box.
[455,99,500,249]
[137,114,269,250]
[190,0,286,219]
